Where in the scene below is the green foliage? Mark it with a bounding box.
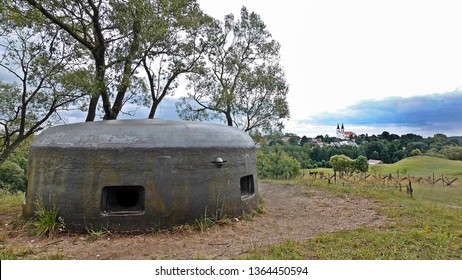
[370,151,380,160]
[258,131,461,171]
[31,198,65,238]
[0,137,30,192]
[257,148,301,179]
[442,146,462,161]
[407,142,429,154]
[0,3,88,164]
[392,150,406,162]
[329,154,367,174]
[410,148,422,156]
[177,6,289,133]
[354,155,369,173]
[329,154,354,173]
[0,161,26,192]
[278,145,312,169]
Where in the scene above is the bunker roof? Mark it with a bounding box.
[32,119,255,149]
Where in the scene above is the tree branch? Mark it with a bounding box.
[25,0,94,50]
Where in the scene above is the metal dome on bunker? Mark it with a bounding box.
[23,119,258,232]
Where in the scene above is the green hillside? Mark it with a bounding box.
[369,156,462,175]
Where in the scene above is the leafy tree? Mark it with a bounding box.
[300,136,310,146]
[387,142,398,163]
[280,145,311,169]
[379,131,391,141]
[256,148,300,179]
[330,154,354,174]
[433,133,448,140]
[0,136,31,191]
[365,141,383,159]
[310,145,326,163]
[0,160,25,191]
[140,0,214,118]
[370,151,380,160]
[25,0,151,121]
[442,146,462,161]
[354,155,369,173]
[410,149,422,156]
[176,6,289,133]
[288,135,300,146]
[0,6,86,165]
[392,150,405,162]
[406,142,429,155]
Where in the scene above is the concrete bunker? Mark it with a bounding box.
[23,119,258,232]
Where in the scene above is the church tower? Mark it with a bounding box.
[336,123,346,140]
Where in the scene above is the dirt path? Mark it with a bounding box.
[1,183,387,259]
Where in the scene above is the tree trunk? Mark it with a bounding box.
[85,94,99,122]
[0,138,23,167]
[109,17,142,120]
[225,111,233,126]
[148,99,160,119]
[92,49,113,120]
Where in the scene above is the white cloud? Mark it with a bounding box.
[198,0,462,137]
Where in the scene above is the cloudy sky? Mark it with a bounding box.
[3,0,461,137]
[195,0,462,137]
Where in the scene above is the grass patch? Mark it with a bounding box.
[41,253,66,260]
[86,227,110,241]
[302,203,462,259]
[30,197,65,238]
[412,184,462,208]
[369,156,462,176]
[0,248,33,260]
[245,177,462,260]
[0,190,23,215]
[244,240,306,260]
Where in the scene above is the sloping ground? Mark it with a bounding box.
[369,156,462,176]
[1,183,387,259]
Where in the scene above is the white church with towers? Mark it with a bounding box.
[336,123,356,141]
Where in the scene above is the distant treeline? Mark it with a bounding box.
[256,132,462,170]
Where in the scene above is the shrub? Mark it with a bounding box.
[442,146,462,161]
[257,148,301,179]
[354,155,369,173]
[0,161,26,192]
[330,154,354,174]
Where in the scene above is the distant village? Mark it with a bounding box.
[261,123,462,167]
[280,123,358,147]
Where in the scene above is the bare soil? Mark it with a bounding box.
[0,183,387,259]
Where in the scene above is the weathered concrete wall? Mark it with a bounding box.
[23,120,258,232]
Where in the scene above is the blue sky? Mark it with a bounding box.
[58,91,462,138]
[2,0,462,137]
[298,91,462,137]
[196,0,462,137]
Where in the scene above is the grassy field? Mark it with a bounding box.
[244,177,462,259]
[306,156,462,177]
[0,190,23,215]
[246,156,462,259]
[369,156,462,176]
